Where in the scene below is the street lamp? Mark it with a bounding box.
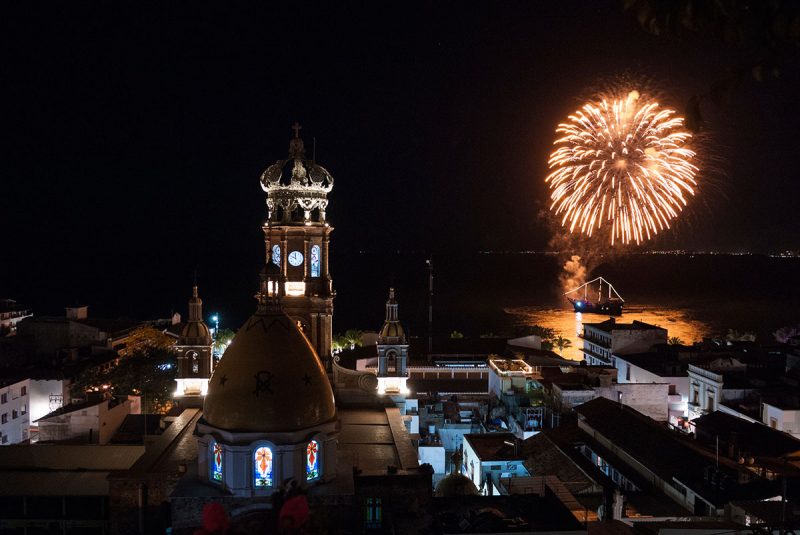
[211,314,220,337]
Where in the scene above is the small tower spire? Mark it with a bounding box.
[188,284,203,322]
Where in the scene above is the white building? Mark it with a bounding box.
[613,352,689,425]
[36,396,135,444]
[487,358,535,399]
[687,357,749,421]
[0,379,31,444]
[461,433,529,495]
[581,318,667,366]
[0,299,32,336]
[762,401,800,438]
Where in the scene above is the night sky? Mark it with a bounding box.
[1,2,799,325]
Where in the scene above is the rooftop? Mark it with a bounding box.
[583,318,666,334]
[576,398,779,506]
[464,432,525,462]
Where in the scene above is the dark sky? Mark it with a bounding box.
[1,2,798,323]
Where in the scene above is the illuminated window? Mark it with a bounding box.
[306,440,319,480]
[311,245,320,277]
[272,244,281,266]
[254,446,273,488]
[365,497,382,528]
[211,441,223,482]
[190,351,199,374]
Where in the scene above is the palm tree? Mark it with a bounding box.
[553,335,572,356]
[343,329,364,350]
[668,336,683,345]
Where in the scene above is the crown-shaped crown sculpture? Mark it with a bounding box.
[260,123,334,224]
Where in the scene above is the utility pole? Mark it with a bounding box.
[426,256,433,362]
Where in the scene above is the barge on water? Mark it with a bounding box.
[565,277,624,316]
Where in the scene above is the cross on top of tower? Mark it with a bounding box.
[291,122,302,139]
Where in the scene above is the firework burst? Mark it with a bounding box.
[546,90,698,245]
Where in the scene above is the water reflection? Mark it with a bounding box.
[505,305,713,361]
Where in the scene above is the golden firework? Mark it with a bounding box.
[546,91,698,245]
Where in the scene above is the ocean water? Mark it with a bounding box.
[331,252,800,356]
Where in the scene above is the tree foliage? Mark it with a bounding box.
[72,326,177,413]
[668,336,684,345]
[214,328,236,354]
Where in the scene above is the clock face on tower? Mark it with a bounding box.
[288,251,304,266]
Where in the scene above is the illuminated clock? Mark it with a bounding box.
[288,251,304,266]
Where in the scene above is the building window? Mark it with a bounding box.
[625,364,631,381]
[0,435,6,444]
[254,446,273,488]
[10,410,16,420]
[386,351,397,374]
[20,386,26,397]
[365,497,382,528]
[311,245,320,277]
[771,417,778,429]
[20,404,26,415]
[272,244,281,266]
[1,393,6,404]
[190,352,199,374]
[1,413,6,424]
[211,441,223,482]
[306,440,320,480]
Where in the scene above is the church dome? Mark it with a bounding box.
[434,473,479,497]
[379,322,405,339]
[203,308,336,433]
[180,321,211,344]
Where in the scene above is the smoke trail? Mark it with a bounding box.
[560,255,587,294]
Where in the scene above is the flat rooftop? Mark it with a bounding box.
[583,318,665,333]
[464,432,525,461]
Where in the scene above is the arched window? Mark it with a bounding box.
[310,245,320,277]
[386,351,397,374]
[254,446,273,488]
[210,440,223,482]
[272,244,281,266]
[306,440,320,480]
[189,351,199,374]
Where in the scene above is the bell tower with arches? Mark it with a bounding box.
[260,124,334,367]
[376,288,409,395]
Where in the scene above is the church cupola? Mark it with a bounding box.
[376,288,410,396]
[174,285,214,403]
[260,124,335,368]
[197,263,338,496]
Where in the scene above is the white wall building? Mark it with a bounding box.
[0,299,32,336]
[614,353,689,425]
[581,319,667,366]
[36,397,134,444]
[762,401,800,438]
[687,357,748,420]
[0,379,31,444]
[462,433,529,495]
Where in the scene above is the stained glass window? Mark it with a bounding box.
[272,244,281,266]
[311,245,320,277]
[211,441,223,482]
[254,446,273,488]
[306,440,319,480]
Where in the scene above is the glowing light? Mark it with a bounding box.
[546,90,698,245]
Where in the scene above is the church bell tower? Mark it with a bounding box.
[376,288,409,395]
[260,124,334,367]
[174,285,214,405]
